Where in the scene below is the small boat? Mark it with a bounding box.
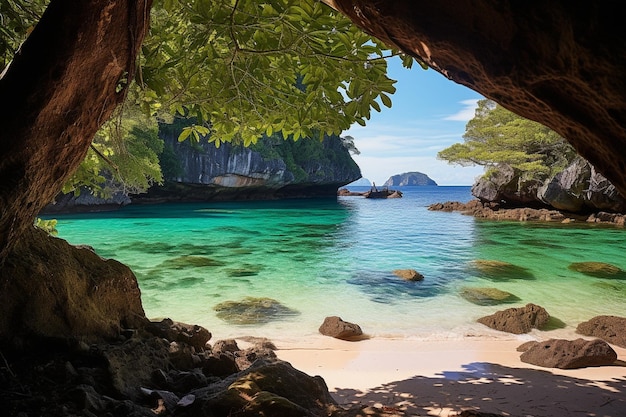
[364,184,402,199]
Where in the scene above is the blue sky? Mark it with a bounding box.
[344,57,486,186]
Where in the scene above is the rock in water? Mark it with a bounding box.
[576,315,626,348]
[459,287,518,306]
[568,262,626,279]
[213,297,300,325]
[393,269,424,281]
[519,338,617,369]
[477,303,550,334]
[319,316,364,341]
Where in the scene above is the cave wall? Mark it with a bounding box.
[331,0,626,197]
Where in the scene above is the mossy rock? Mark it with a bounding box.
[568,262,626,279]
[214,297,300,325]
[469,259,535,281]
[459,287,519,306]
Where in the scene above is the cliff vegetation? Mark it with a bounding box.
[438,100,626,213]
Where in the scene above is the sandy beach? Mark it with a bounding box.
[274,335,626,417]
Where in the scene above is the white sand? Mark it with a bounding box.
[273,335,626,416]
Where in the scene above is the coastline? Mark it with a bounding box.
[274,335,626,416]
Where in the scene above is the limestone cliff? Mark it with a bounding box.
[134,124,362,203]
[44,124,362,211]
[383,172,437,187]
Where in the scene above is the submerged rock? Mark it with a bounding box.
[459,287,519,306]
[318,316,365,341]
[158,255,225,269]
[518,338,617,369]
[477,303,550,334]
[213,297,300,325]
[469,259,535,281]
[576,315,626,348]
[568,262,626,279]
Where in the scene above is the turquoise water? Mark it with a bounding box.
[49,186,626,343]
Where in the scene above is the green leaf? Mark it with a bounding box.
[178,127,192,142]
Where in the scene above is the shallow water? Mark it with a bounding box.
[49,186,626,343]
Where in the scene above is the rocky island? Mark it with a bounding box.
[383,171,437,187]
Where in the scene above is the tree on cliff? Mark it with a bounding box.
[438,99,578,180]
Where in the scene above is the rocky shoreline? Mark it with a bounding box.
[428,199,626,226]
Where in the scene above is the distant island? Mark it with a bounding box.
[383,172,437,186]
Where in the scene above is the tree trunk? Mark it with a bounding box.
[0,0,152,262]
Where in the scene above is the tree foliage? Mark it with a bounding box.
[438,99,577,180]
[62,107,164,198]
[2,0,410,195]
[138,0,402,146]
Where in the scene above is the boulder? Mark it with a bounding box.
[0,227,146,347]
[477,303,549,334]
[459,287,519,306]
[537,157,589,211]
[211,337,278,371]
[393,269,424,281]
[195,358,339,417]
[576,315,626,348]
[518,338,618,369]
[319,316,364,341]
[472,164,541,206]
[145,318,211,351]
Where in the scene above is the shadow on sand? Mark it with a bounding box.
[332,362,626,416]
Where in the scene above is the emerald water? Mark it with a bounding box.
[49,186,626,344]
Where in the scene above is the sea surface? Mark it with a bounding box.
[48,186,626,344]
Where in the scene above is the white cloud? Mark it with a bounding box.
[442,99,480,122]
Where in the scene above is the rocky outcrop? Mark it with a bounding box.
[330,1,626,199]
[477,303,550,334]
[44,186,132,213]
[472,160,626,213]
[518,338,618,369]
[383,171,437,187]
[319,316,364,341]
[576,315,626,348]
[0,227,146,347]
[2,323,345,417]
[428,200,626,226]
